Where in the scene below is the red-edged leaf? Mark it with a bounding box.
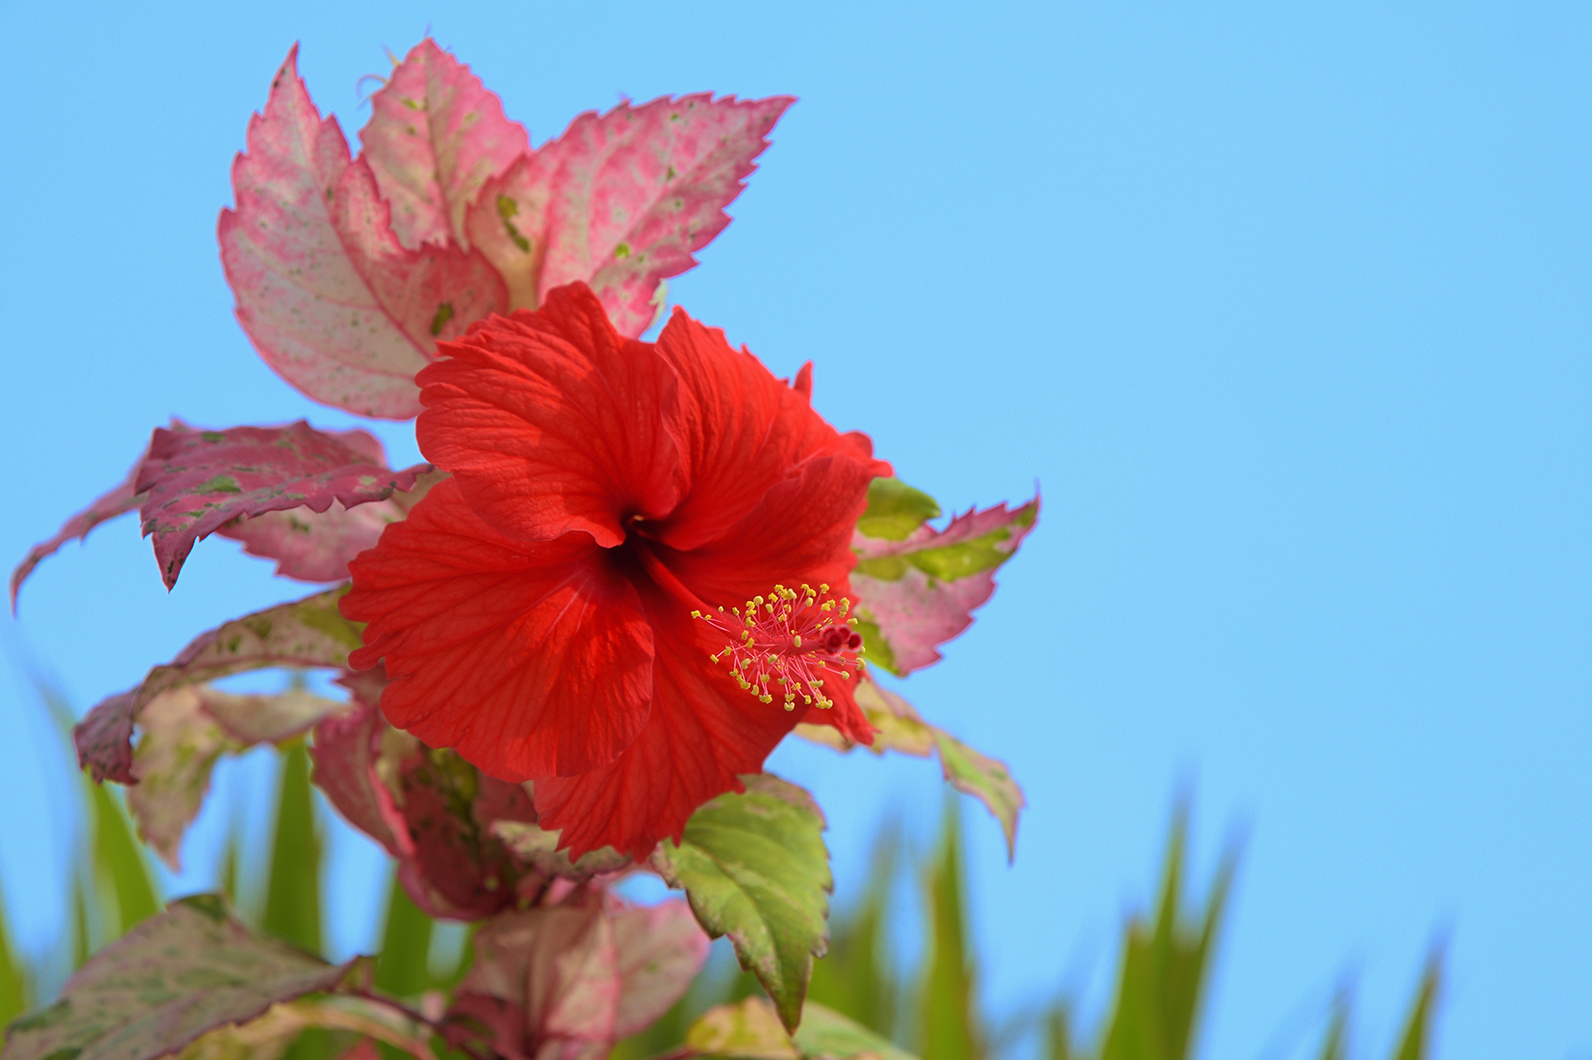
[128,686,350,870]
[851,497,1039,675]
[359,39,528,249]
[467,94,793,333]
[136,421,422,589]
[220,466,446,584]
[331,156,509,355]
[309,695,413,858]
[73,588,362,785]
[450,903,621,1054]
[11,450,146,613]
[218,46,433,418]
[610,899,711,1037]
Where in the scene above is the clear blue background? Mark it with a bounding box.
[0,1,1587,1057]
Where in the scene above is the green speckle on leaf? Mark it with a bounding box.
[10,1001,71,1032]
[497,194,532,252]
[614,242,632,259]
[430,302,455,336]
[195,475,242,494]
[200,431,228,443]
[179,894,230,923]
[666,165,677,181]
[402,97,421,110]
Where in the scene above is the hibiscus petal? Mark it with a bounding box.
[416,284,682,547]
[358,39,528,250]
[648,313,883,553]
[343,478,655,779]
[532,611,805,861]
[663,453,882,609]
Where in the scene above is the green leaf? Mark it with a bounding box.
[2,895,368,1060]
[920,804,977,1060]
[170,996,433,1060]
[263,743,322,957]
[1314,994,1348,1060]
[855,479,941,541]
[650,774,831,1033]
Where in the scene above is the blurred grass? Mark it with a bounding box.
[1,679,1445,1060]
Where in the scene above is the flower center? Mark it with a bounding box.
[692,583,865,711]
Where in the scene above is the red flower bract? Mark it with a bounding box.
[342,282,889,859]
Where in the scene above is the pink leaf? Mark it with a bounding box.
[73,588,363,786]
[11,450,147,613]
[358,39,528,249]
[467,94,793,333]
[851,497,1039,675]
[217,46,437,418]
[453,904,622,1053]
[331,157,509,356]
[309,695,413,858]
[220,468,447,584]
[76,692,137,784]
[610,899,711,1037]
[135,421,421,589]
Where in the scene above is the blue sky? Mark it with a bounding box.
[0,1,1587,1057]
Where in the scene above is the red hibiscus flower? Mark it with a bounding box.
[341,282,890,859]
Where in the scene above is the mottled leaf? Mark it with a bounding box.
[793,1002,919,1060]
[854,478,941,542]
[223,468,445,584]
[684,997,799,1060]
[128,687,350,871]
[359,39,528,249]
[450,904,619,1054]
[490,821,630,880]
[308,698,412,858]
[650,774,830,1032]
[10,451,144,613]
[468,94,793,333]
[170,996,432,1060]
[795,680,1022,861]
[609,900,711,1037]
[137,422,421,589]
[851,493,1038,675]
[74,588,362,784]
[218,46,444,418]
[2,895,366,1060]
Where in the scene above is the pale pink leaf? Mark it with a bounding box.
[135,421,421,589]
[74,588,362,784]
[218,46,430,419]
[218,468,448,584]
[129,686,350,871]
[610,899,711,1037]
[454,905,621,1053]
[467,94,793,332]
[331,157,509,356]
[851,497,1039,675]
[359,38,528,249]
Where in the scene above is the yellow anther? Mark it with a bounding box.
[792,634,803,648]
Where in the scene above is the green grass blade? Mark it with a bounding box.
[374,867,434,998]
[0,875,29,1024]
[920,803,978,1060]
[87,780,160,936]
[1389,951,1442,1060]
[263,741,322,955]
[1314,993,1349,1060]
